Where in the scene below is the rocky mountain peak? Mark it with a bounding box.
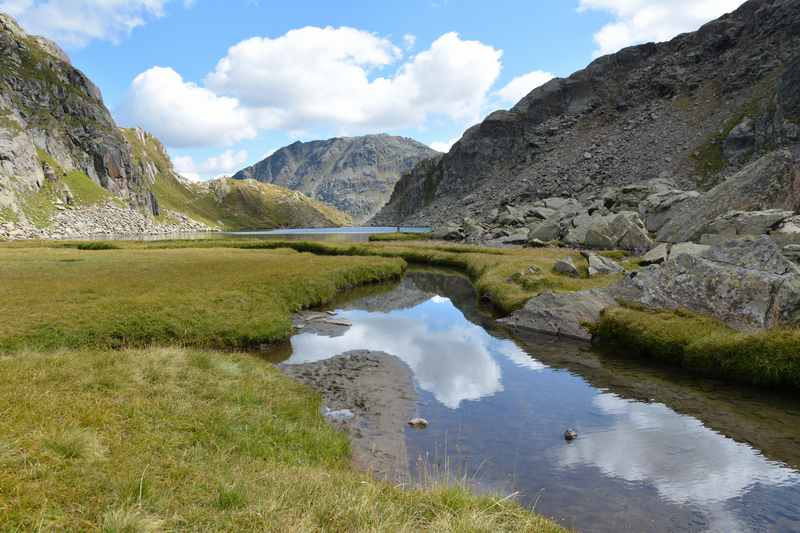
[234,134,439,223]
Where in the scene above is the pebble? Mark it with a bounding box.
[408,417,429,429]
[564,429,578,441]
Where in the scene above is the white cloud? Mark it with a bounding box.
[118,67,257,148]
[0,0,185,47]
[173,149,249,181]
[122,28,502,148]
[496,70,554,105]
[579,0,747,56]
[429,137,459,153]
[402,33,416,50]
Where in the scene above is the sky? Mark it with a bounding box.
[0,0,747,181]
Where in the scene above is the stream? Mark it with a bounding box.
[276,269,800,532]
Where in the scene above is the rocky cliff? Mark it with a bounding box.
[233,135,439,223]
[0,13,349,239]
[373,0,800,227]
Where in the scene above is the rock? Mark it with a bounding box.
[554,257,581,277]
[323,407,354,422]
[584,253,624,277]
[408,418,429,429]
[785,244,800,263]
[700,209,794,243]
[498,288,619,341]
[433,223,462,241]
[669,242,710,259]
[462,217,484,242]
[543,198,581,211]
[500,229,530,245]
[616,236,800,330]
[566,211,653,253]
[640,189,701,233]
[722,117,756,162]
[527,238,548,248]
[658,150,800,243]
[641,243,670,265]
[528,217,564,242]
[527,206,557,220]
[564,429,578,441]
[496,205,527,226]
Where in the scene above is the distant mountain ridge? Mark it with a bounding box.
[233,134,439,223]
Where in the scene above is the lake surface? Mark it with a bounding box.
[97,226,432,242]
[277,270,800,532]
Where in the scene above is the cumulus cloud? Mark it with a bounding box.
[121,28,502,148]
[429,137,459,153]
[0,0,182,47]
[173,149,248,181]
[496,70,554,105]
[578,0,748,56]
[118,67,257,148]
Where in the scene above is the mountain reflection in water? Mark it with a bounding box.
[280,270,800,533]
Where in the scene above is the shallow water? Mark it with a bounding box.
[279,270,800,533]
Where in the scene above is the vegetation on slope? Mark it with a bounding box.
[592,306,800,389]
[122,128,352,230]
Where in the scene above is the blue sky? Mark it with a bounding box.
[1,0,746,180]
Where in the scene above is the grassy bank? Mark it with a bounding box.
[0,246,404,352]
[0,241,567,531]
[0,347,564,532]
[368,232,432,242]
[593,306,800,389]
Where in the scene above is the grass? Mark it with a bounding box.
[0,346,565,531]
[227,240,622,314]
[76,242,119,250]
[0,246,405,352]
[369,232,432,242]
[592,305,800,389]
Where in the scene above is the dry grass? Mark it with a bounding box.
[0,347,566,532]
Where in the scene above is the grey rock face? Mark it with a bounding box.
[639,189,701,233]
[700,209,794,243]
[617,236,800,330]
[658,149,800,243]
[233,135,439,223]
[499,289,619,341]
[375,0,800,229]
[565,212,653,253]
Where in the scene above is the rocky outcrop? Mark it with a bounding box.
[618,236,800,330]
[657,148,800,242]
[234,135,439,223]
[374,0,800,228]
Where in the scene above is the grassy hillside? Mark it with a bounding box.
[122,129,352,230]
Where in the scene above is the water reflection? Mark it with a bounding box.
[281,270,800,532]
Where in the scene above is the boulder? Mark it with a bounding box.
[641,243,670,265]
[616,236,800,330]
[553,257,581,277]
[496,205,527,226]
[498,289,619,341]
[528,217,564,242]
[500,229,530,245]
[700,209,794,243]
[583,252,624,277]
[433,223,462,241]
[669,242,710,258]
[566,211,653,253]
[527,206,557,220]
[639,189,701,233]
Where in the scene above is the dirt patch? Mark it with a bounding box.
[279,351,417,482]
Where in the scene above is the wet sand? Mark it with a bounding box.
[279,350,418,482]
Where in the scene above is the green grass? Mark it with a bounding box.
[62,170,111,205]
[369,232,432,242]
[0,346,565,531]
[0,207,19,224]
[76,242,119,251]
[592,306,800,389]
[0,246,405,352]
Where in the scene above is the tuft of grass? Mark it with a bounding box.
[369,232,431,242]
[593,306,800,389]
[77,242,119,250]
[44,427,107,461]
[0,347,566,531]
[101,507,164,533]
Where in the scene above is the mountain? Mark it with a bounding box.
[233,135,439,223]
[373,0,800,227]
[0,13,348,239]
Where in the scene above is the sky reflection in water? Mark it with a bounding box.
[284,273,800,533]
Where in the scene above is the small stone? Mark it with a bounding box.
[564,429,578,441]
[408,418,429,429]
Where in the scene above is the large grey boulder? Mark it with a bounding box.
[499,289,618,341]
[700,209,794,243]
[583,252,624,277]
[617,236,800,330]
[639,189,701,233]
[565,211,653,253]
[553,257,581,277]
[641,243,670,265]
[658,149,800,243]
